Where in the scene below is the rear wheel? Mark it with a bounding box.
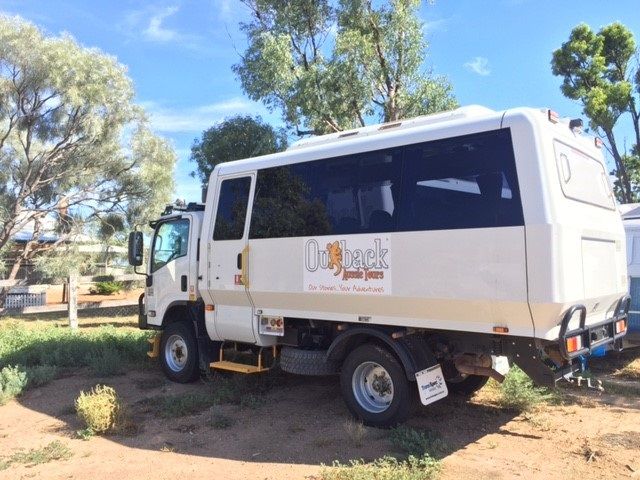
[160,321,199,383]
[340,344,412,428]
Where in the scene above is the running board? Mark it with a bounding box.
[210,360,269,374]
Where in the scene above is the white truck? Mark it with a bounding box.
[128,105,630,427]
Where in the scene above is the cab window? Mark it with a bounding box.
[151,218,190,272]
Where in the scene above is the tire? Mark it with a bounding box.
[279,347,338,376]
[160,321,199,383]
[340,343,412,428]
[446,374,489,396]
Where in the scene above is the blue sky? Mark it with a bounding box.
[2,0,639,203]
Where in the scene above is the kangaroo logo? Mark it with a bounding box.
[326,241,343,276]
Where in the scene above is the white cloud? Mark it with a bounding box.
[464,56,491,76]
[121,5,204,51]
[141,98,262,133]
[422,18,447,34]
[143,6,179,42]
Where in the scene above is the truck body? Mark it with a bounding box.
[131,105,630,427]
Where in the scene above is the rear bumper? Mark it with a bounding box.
[557,295,631,361]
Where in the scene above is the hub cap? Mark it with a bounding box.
[352,361,394,413]
[165,334,188,372]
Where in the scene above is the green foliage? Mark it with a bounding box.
[90,281,124,296]
[0,365,28,405]
[389,426,448,457]
[498,365,556,411]
[87,347,125,377]
[552,22,640,202]
[234,0,457,135]
[321,455,440,480]
[208,413,236,429]
[33,246,97,281]
[75,385,123,434]
[25,365,59,388]
[190,115,287,185]
[0,16,176,276]
[0,441,72,471]
[158,393,217,417]
[0,321,150,370]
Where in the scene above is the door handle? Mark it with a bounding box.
[181,275,187,292]
[237,253,242,270]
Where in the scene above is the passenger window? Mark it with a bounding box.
[398,129,523,231]
[151,218,190,272]
[213,177,251,241]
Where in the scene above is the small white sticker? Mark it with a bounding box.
[415,364,448,406]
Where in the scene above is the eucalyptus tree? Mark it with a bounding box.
[233,0,457,135]
[552,22,640,202]
[0,16,176,281]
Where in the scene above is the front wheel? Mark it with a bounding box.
[160,322,199,383]
[340,344,412,428]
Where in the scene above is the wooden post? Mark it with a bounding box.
[67,271,78,329]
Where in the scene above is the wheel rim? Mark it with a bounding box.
[351,361,394,413]
[164,334,188,372]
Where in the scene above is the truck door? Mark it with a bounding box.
[147,216,191,319]
[209,174,256,343]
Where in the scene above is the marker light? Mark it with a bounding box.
[493,326,509,334]
[565,335,583,353]
[595,137,603,148]
[548,109,560,123]
[615,319,627,334]
[205,304,215,311]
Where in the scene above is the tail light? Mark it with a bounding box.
[565,335,583,353]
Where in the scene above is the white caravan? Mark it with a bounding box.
[129,105,630,427]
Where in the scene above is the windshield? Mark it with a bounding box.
[151,218,190,272]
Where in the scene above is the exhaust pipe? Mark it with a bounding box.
[454,354,505,383]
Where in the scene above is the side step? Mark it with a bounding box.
[147,335,160,358]
[210,345,275,374]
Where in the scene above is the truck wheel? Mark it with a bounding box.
[340,343,412,428]
[446,374,489,396]
[160,322,199,383]
[280,347,338,376]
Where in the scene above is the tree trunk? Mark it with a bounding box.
[606,130,633,203]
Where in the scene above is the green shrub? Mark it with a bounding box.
[390,426,448,457]
[0,323,150,370]
[75,384,122,434]
[90,281,124,295]
[208,413,235,429]
[0,365,28,405]
[88,347,125,377]
[498,365,555,411]
[321,455,440,480]
[26,365,59,388]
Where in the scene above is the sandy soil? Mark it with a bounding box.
[1,365,639,480]
[45,285,144,305]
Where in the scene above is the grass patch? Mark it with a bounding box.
[320,455,440,480]
[75,384,123,434]
[389,426,448,457]
[208,413,235,429]
[0,318,151,370]
[158,393,217,417]
[343,419,367,448]
[497,365,556,411]
[0,441,72,470]
[614,358,640,380]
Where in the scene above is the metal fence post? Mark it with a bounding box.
[68,271,78,329]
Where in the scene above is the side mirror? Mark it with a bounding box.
[128,231,144,267]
